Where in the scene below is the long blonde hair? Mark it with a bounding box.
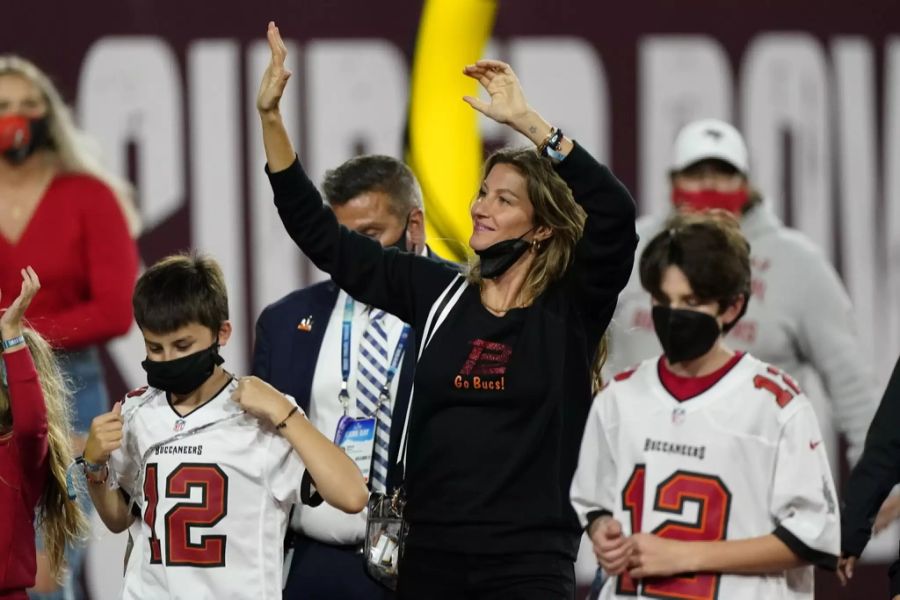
[0,329,88,581]
[0,55,141,236]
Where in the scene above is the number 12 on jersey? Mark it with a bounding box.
[617,465,732,600]
[143,462,229,567]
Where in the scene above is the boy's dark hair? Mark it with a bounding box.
[639,212,751,333]
[322,155,422,216]
[133,253,229,335]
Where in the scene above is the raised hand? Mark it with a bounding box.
[462,60,531,127]
[0,266,40,339]
[256,21,291,114]
[84,401,124,465]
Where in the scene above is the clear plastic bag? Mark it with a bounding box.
[364,490,408,590]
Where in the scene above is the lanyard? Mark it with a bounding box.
[340,295,411,415]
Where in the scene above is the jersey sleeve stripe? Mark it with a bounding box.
[773,524,838,571]
[585,509,612,533]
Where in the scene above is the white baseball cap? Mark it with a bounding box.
[671,119,749,174]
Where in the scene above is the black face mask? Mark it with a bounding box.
[141,343,224,395]
[387,215,411,253]
[651,305,721,364]
[0,115,52,165]
[475,228,534,279]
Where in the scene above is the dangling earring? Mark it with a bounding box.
[532,238,539,253]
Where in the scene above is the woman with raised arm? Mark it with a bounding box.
[258,22,637,599]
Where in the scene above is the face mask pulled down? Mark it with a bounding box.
[651,305,721,364]
[142,343,224,395]
[0,114,52,165]
[475,228,535,279]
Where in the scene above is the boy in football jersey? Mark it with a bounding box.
[571,213,839,599]
[82,253,367,600]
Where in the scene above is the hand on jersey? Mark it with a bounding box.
[256,21,290,114]
[84,401,123,464]
[589,517,634,575]
[230,375,293,427]
[626,533,694,579]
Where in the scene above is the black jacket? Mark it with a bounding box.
[266,143,637,558]
[842,354,900,595]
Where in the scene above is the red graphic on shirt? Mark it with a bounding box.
[453,339,513,392]
[751,257,771,272]
[459,339,513,376]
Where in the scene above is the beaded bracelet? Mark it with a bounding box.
[538,127,566,163]
[81,457,109,484]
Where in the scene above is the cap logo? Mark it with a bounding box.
[703,129,723,141]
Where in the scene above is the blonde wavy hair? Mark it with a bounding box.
[466,148,610,387]
[0,329,88,581]
[0,55,141,236]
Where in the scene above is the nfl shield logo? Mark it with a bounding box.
[671,408,686,425]
[174,419,186,432]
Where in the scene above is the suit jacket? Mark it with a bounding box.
[252,249,454,491]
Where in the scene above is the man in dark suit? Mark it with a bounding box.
[253,155,442,600]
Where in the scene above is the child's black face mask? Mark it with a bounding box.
[141,342,224,395]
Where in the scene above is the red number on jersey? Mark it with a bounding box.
[753,374,795,408]
[143,464,162,564]
[617,465,645,596]
[143,463,229,567]
[617,468,732,600]
[643,471,732,599]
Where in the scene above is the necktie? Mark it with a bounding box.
[356,309,392,490]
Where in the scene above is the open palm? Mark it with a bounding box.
[0,266,40,332]
[256,21,291,113]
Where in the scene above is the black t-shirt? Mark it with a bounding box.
[408,294,535,498]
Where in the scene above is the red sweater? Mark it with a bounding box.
[0,174,138,350]
[0,347,49,598]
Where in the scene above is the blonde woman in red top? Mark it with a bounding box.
[0,56,139,598]
[0,267,88,599]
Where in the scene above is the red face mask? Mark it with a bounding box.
[671,187,749,215]
[0,114,30,151]
[0,114,51,164]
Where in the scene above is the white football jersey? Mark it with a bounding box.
[571,354,839,600]
[109,379,308,600]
